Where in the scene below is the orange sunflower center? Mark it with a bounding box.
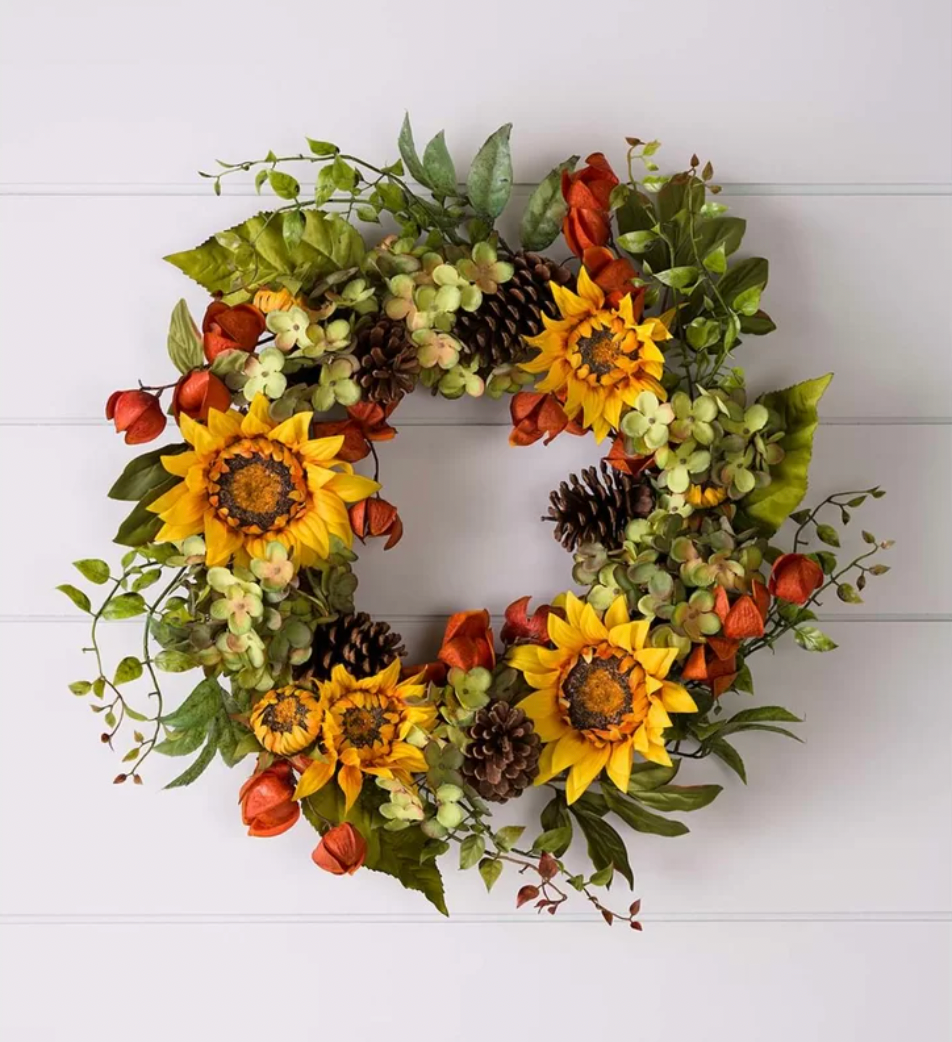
[336,694,398,750]
[207,436,307,535]
[575,326,619,374]
[259,692,311,734]
[563,655,634,731]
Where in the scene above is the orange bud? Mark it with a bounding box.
[722,594,765,640]
[238,762,300,838]
[349,497,403,550]
[509,391,585,448]
[438,609,495,671]
[202,301,265,362]
[501,596,563,646]
[171,370,231,422]
[560,154,619,258]
[312,822,367,875]
[105,389,167,445]
[768,553,824,605]
[582,246,645,312]
[604,434,653,477]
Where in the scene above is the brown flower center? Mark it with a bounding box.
[260,693,310,734]
[563,656,632,731]
[207,437,307,534]
[575,327,619,375]
[338,696,394,749]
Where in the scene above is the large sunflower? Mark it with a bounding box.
[508,593,697,803]
[521,268,670,443]
[148,395,378,567]
[294,661,436,810]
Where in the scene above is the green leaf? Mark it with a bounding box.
[160,677,223,730]
[367,825,448,916]
[570,803,634,887]
[733,662,755,694]
[108,443,189,502]
[494,825,525,852]
[131,569,162,593]
[717,256,769,303]
[422,130,457,197]
[816,524,841,547]
[653,265,698,289]
[519,156,578,251]
[113,497,166,548]
[794,625,838,652]
[164,718,219,789]
[101,593,146,619]
[165,210,365,303]
[154,726,208,758]
[282,208,305,250]
[479,857,503,892]
[537,794,573,854]
[742,373,833,534]
[617,229,659,254]
[314,165,337,206]
[113,657,143,685]
[69,680,92,696]
[268,170,300,200]
[633,784,722,812]
[57,583,91,613]
[589,864,614,887]
[602,784,690,838]
[397,113,429,186]
[703,244,727,273]
[306,138,338,156]
[466,123,513,220]
[740,310,777,336]
[166,299,203,375]
[459,834,485,870]
[155,649,198,673]
[73,559,110,585]
[727,706,802,725]
[626,760,680,792]
[531,826,573,854]
[330,157,357,193]
[707,737,747,783]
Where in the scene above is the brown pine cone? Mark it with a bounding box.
[306,612,406,681]
[353,317,421,404]
[546,460,654,552]
[461,701,541,803]
[454,251,572,373]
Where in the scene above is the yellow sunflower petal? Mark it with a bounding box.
[602,392,623,431]
[533,711,571,743]
[524,670,561,690]
[575,267,605,310]
[161,451,199,477]
[635,647,678,678]
[604,596,630,631]
[578,603,608,643]
[641,740,672,767]
[534,742,560,785]
[338,763,364,811]
[508,644,545,674]
[240,394,274,437]
[661,681,697,714]
[148,481,189,516]
[204,512,243,566]
[547,614,587,653]
[566,745,610,804]
[206,407,242,442]
[298,436,346,465]
[324,473,380,503]
[606,740,634,794]
[292,512,330,559]
[305,465,336,494]
[518,688,560,722]
[563,592,585,628]
[268,411,313,448]
[616,293,636,326]
[536,359,572,394]
[551,730,591,774]
[387,743,428,773]
[550,280,595,320]
[177,412,221,456]
[293,758,336,800]
[159,489,206,527]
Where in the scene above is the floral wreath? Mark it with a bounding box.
[61,119,892,928]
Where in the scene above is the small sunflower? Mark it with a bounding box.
[521,268,671,443]
[507,593,697,803]
[686,483,729,508]
[250,685,323,756]
[294,660,436,809]
[148,395,378,567]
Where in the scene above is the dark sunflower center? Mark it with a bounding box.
[341,704,387,748]
[564,656,632,731]
[576,328,618,375]
[207,438,306,534]
[260,694,309,734]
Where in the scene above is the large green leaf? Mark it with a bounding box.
[108,443,188,502]
[570,802,634,887]
[633,784,722,812]
[743,373,833,534]
[602,783,690,838]
[160,676,224,730]
[519,156,578,251]
[422,130,458,198]
[466,124,513,220]
[164,717,219,789]
[366,826,448,916]
[397,113,429,186]
[165,210,365,303]
[167,299,203,375]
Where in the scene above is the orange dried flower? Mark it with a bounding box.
[313,401,398,462]
[349,497,403,550]
[769,554,824,605]
[105,389,167,445]
[561,153,619,257]
[438,609,495,672]
[582,246,644,312]
[202,301,266,362]
[509,391,586,448]
[171,370,231,422]
[500,596,563,646]
[238,762,300,838]
[312,822,367,875]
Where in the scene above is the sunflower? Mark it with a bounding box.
[520,268,671,443]
[686,483,729,508]
[148,395,378,567]
[507,593,697,803]
[294,660,436,809]
[250,685,323,756]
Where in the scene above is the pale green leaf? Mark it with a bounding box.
[466,123,513,220]
[166,299,203,375]
[519,156,578,251]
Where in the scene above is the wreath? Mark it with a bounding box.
[60,119,892,927]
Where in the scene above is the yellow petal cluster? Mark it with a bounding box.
[508,593,697,803]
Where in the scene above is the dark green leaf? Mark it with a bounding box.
[160,677,223,730]
[57,584,91,613]
[728,706,802,725]
[101,593,146,620]
[740,310,777,336]
[531,826,573,854]
[367,826,448,916]
[634,784,722,812]
[466,123,513,220]
[154,726,207,758]
[519,156,578,251]
[717,256,769,302]
[602,784,690,838]
[164,718,219,789]
[422,130,457,197]
[626,760,680,792]
[707,737,747,783]
[166,299,203,375]
[108,443,189,502]
[73,559,110,585]
[570,803,634,887]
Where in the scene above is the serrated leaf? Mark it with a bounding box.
[113,656,143,685]
[101,593,146,620]
[794,626,838,652]
[466,123,513,220]
[422,130,457,197]
[166,299,203,375]
[160,677,223,730]
[73,559,110,585]
[519,156,578,251]
[366,825,448,916]
[633,784,722,812]
[164,718,219,789]
[742,374,833,534]
[602,784,690,838]
[57,584,91,613]
[570,802,634,887]
[478,857,503,892]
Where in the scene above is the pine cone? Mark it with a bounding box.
[353,317,421,404]
[461,701,541,803]
[455,251,572,372]
[306,612,407,681]
[546,460,654,552]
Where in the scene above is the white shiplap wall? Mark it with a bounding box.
[1,2,950,1039]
